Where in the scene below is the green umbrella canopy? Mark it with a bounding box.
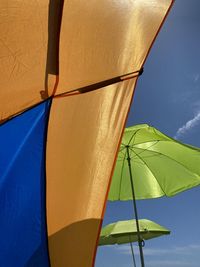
[108,124,200,201]
[99,219,170,246]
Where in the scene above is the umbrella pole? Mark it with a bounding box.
[126,146,145,267]
[130,241,137,267]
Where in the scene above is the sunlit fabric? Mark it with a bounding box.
[57,0,172,93]
[0,0,173,122]
[46,79,136,266]
[0,0,58,122]
[0,101,51,267]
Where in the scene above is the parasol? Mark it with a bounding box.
[108,124,200,266]
[109,124,200,201]
[99,219,170,267]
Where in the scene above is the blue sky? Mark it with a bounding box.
[96,1,200,266]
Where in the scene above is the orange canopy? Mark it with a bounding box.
[0,1,174,266]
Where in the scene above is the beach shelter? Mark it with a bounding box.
[99,219,170,245]
[0,1,174,266]
[99,219,170,267]
[108,124,200,266]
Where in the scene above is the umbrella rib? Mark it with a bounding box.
[120,140,160,161]
[130,141,159,159]
[118,149,127,200]
[127,129,141,146]
[129,147,166,196]
[118,146,127,160]
[131,140,162,147]
[55,69,143,96]
[132,139,200,152]
[130,146,200,177]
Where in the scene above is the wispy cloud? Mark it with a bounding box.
[192,100,200,111]
[113,244,200,257]
[174,111,200,139]
[108,244,200,267]
[193,73,199,83]
[147,259,198,267]
[116,245,169,256]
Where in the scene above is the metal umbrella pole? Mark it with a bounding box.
[126,145,145,267]
[129,236,137,267]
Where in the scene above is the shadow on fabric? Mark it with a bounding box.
[48,218,101,267]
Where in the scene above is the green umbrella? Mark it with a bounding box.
[99,219,170,267]
[108,124,200,266]
[109,124,200,201]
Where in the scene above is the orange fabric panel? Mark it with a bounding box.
[46,79,137,266]
[0,0,61,122]
[48,219,100,267]
[57,0,172,94]
[0,0,172,122]
[46,1,173,266]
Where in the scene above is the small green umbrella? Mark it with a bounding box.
[108,124,200,266]
[99,219,170,267]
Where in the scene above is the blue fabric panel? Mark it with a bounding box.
[0,101,51,267]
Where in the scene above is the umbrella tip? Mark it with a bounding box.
[139,67,144,76]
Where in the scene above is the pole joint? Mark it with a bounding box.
[126,145,131,161]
